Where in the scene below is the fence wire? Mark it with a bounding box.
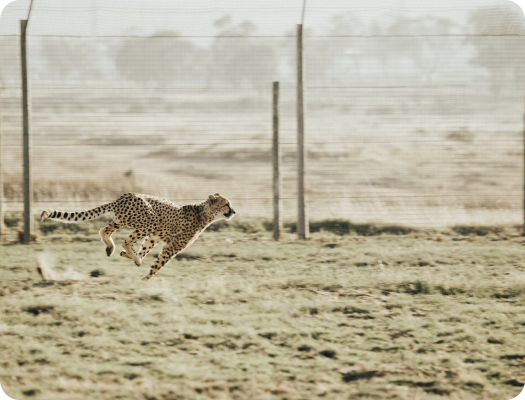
[1,0,525,239]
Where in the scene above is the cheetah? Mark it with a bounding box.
[40,192,236,281]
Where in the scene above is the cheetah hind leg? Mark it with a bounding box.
[119,236,144,261]
[99,222,122,257]
[122,235,161,267]
[121,229,148,266]
[121,235,149,265]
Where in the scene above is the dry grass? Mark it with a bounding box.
[1,220,525,399]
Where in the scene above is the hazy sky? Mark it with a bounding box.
[0,0,520,37]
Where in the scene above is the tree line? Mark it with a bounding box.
[0,4,524,92]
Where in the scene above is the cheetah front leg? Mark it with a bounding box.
[120,229,148,266]
[141,242,182,281]
[100,222,123,256]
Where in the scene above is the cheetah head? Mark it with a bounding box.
[207,193,236,222]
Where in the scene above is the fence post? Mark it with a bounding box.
[296,24,309,240]
[21,20,33,244]
[0,81,3,241]
[272,82,282,240]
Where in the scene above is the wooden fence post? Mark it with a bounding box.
[296,24,309,240]
[21,19,33,243]
[272,82,282,240]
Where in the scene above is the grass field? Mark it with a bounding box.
[1,218,525,399]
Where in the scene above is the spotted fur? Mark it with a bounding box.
[40,192,236,281]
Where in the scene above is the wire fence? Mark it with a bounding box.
[1,0,525,240]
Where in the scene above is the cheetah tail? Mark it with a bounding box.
[40,203,114,223]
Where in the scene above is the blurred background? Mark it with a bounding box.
[1,0,525,236]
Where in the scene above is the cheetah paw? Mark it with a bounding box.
[120,250,132,259]
[121,250,141,266]
[106,246,115,257]
[141,271,154,281]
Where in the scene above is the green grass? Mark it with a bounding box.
[1,220,525,399]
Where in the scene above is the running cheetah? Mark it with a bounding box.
[40,192,236,281]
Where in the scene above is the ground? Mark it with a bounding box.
[1,218,525,399]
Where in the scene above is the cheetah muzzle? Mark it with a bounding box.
[40,192,236,281]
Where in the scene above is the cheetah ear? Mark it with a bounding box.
[214,193,220,197]
[208,194,216,202]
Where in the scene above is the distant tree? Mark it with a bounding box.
[37,37,106,81]
[308,13,365,85]
[113,30,204,86]
[465,3,525,94]
[295,13,457,86]
[383,16,458,82]
[208,16,277,88]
